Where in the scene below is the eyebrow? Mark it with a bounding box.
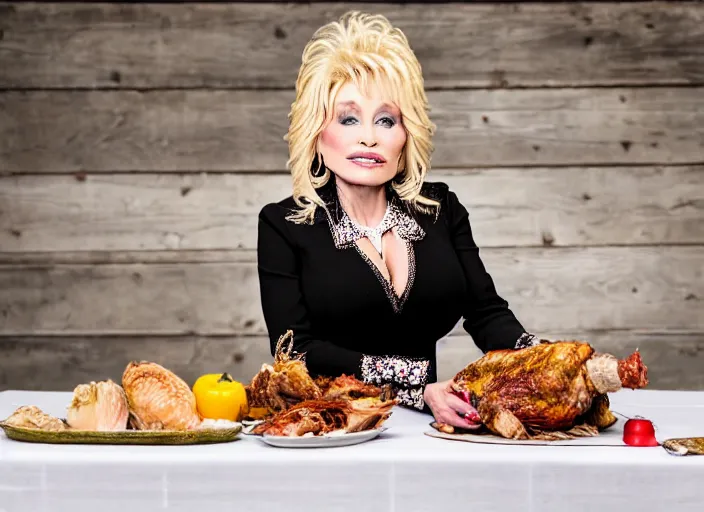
[336,100,398,114]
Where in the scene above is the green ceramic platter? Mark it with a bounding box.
[0,422,242,445]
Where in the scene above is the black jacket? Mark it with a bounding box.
[257,178,530,409]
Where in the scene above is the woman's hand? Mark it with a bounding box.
[423,380,481,429]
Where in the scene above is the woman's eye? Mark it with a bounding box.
[377,116,395,128]
[338,115,395,127]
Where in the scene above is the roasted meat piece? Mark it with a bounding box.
[245,331,400,424]
[251,399,349,437]
[663,437,704,456]
[345,397,397,432]
[122,361,201,431]
[3,405,67,432]
[246,330,322,415]
[316,374,394,401]
[251,396,396,437]
[444,340,648,440]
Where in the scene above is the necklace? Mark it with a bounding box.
[350,203,392,256]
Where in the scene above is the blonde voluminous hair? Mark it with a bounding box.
[285,11,438,224]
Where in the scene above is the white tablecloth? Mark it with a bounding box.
[1,389,703,512]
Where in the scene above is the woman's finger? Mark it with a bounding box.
[436,408,482,429]
[426,386,481,429]
[446,393,480,417]
[460,421,482,430]
[442,395,482,425]
[435,411,467,428]
[441,414,482,430]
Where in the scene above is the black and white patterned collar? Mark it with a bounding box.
[314,179,426,250]
[330,201,425,250]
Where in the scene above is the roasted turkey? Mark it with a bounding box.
[246,331,396,417]
[245,331,398,434]
[438,340,648,440]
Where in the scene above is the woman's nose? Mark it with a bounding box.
[359,123,378,147]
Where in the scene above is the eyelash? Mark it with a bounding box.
[340,116,396,128]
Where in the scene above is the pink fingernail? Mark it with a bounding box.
[463,412,480,423]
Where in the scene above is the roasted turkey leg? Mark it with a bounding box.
[476,396,529,439]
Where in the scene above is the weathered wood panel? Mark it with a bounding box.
[2,330,702,391]
[0,261,265,336]
[436,332,704,389]
[3,88,703,172]
[0,335,273,391]
[0,250,253,265]
[2,167,702,251]
[0,247,700,335]
[1,2,702,89]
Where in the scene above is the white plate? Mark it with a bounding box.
[258,428,385,448]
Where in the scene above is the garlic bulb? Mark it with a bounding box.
[66,380,129,431]
[122,361,201,431]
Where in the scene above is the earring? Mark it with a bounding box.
[311,153,326,177]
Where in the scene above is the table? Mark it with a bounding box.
[1,390,703,512]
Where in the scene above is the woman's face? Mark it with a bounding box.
[318,81,406,188]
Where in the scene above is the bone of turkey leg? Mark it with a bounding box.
[452,341,648,431]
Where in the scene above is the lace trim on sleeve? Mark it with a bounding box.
[360,355,430,387]
[394,387,425,411]
[515,332,541,350]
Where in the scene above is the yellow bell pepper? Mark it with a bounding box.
[192,373,248,421]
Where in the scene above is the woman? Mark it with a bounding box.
[257,11,539,430]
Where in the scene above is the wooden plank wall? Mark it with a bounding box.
[1,1,703,391]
